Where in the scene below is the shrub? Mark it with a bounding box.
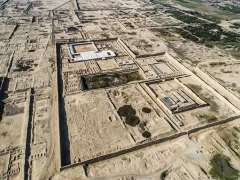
[210,154,239,180]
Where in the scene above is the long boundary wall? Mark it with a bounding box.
[60,132,186,171]
[194,67,240,110]
[165,52,240,115]
[55,44,61,172]
[56,45,240,172]
[60,113,240,171]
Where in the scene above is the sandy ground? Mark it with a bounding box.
[53,120,240,180]
[1,0,240,179]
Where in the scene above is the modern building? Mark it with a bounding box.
[68,42,116,62]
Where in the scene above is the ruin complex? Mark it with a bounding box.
[0,0,240,179]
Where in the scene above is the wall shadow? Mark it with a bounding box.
[56,44,71,166]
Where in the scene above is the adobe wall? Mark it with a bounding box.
[174,78,207,105]
[165,52,240,115]
[55,44,61,172]
[117,38,136,59]
[60,132,186,171]
[194,67,240,112]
